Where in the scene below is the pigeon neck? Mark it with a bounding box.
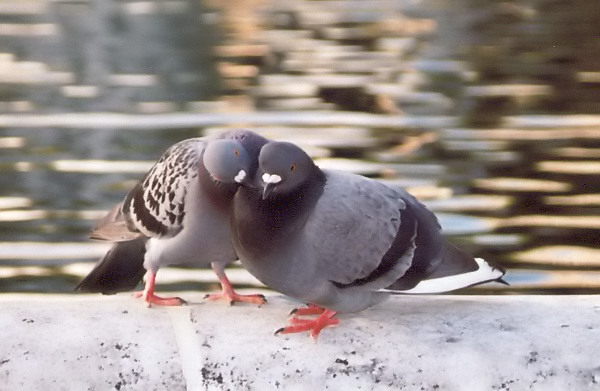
[267,166,326,211]
[233,167,326,256]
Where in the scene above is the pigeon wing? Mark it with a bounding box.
[304,172,413,288]
[89,202,143,241]
[98,137,207,240]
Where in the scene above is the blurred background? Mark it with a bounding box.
[0,0,598,294]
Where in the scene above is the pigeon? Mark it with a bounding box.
[231,141,506,338]
[76,129,269,307]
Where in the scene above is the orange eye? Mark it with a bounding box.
[290,163,296,171]
[233,149,240,157]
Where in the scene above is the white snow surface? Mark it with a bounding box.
[0,293,598,390]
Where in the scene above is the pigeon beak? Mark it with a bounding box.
[262,183,275,200]
[261,172,281,199]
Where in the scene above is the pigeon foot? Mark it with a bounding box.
[132,291,186,307]
[289,303,325,316]
[275,309,339,340]
[207,262,267,306]
[204,291,266,306]
[133,270,186,307]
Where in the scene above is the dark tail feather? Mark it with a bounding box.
[75,237,147,294]
[389,241,506,294]
[425,241,480,280]
[497,278,510,286]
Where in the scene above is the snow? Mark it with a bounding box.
[0,293,598,390]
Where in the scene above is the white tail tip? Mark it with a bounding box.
[391,258,505,294]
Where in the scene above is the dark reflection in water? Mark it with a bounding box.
[1,0,220,112]
[0,0,598,294]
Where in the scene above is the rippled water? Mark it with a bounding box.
[1,114,598,294]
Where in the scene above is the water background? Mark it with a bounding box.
[0,0,598,294]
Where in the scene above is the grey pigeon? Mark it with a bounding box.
[231,141,506,338]
[76,130,269,306]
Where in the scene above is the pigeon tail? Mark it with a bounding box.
[388,241,505,294]
[75,237,147,294]
[391,258,505,294]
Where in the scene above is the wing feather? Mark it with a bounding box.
[92,137,206,241]
[89,202,143,241]
[304,172,409,286]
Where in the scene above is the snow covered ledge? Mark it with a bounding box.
[1,293,599,390]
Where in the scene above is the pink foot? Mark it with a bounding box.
[133,271,185,307]
[204,291,266,306]
[289,303,326,316]
[275,309,339,340]
[205,262,267,306]
[132,291,186,306]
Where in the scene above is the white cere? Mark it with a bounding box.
[234,169,247,183]
[262,173,282,184]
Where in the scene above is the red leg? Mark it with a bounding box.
[133,271,185,307]
[204,263,266,306]
[275,309,339,340]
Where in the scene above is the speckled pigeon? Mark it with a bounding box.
[76,130,269,306]
[231,141,506,338]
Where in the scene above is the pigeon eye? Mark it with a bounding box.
[233,149,240,157]
[290,163,296,172]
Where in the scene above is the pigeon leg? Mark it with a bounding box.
[204,262,267,306]
[133,271,185,307]
[275,309,339,340]
[289,303,325,316]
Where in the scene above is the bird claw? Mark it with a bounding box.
[132,271,186,307]
[274,309,339,340]
[133,291,186,307]
[289,316,314,325]
[204,291,267,306]
[288,303,325,317]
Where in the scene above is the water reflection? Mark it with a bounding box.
[0,116,598,294]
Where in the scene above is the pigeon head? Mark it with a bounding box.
[220,129,269,185]
[220,129,268,161]
[258,141,316,199]
[203,139,250,186]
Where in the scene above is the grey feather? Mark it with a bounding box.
[122,138,205,239]
[79,131,269,294]
[304,172,407,286]
[75,237,147,293]
[231,141,506,314]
